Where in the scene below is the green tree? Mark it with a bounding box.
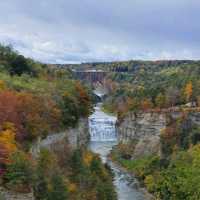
[48,173,68,200]
[34,149,57,200]
[34,172,48,200]
[4,151,33,191]
[70,149,85,175]
[10,55,32,76]
[90,156,102,176]
[61,92,79,127]
[97,181,117,200]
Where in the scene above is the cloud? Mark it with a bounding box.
[0,0,199,63]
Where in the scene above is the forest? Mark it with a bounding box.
[102,62,200,116]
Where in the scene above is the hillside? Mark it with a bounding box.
[0,44,116,200]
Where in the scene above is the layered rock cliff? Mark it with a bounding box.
[117,112,166,158]
[31,118,89,157]
[117,111,200,158]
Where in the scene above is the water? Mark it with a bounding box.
[89,103,148,200]
[89,104,117,141]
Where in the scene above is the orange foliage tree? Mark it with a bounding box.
[140,98,153,111]
[126,97,139,112]
[0,80,6,91]
[160,123,178,157]
[75,82,91,117]
[17,93,61,140]
[0,90,61,142]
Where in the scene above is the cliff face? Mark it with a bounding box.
[117,111,200,158]
[118,112,166,142]
[117,113,162,158]
[117,112,166,158]
[31,118,89,157]
[67,118,89,148]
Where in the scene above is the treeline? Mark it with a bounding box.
[62,60,200,72]
[102,64,200,119]
[0,44,46,76]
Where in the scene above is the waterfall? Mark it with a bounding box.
[89,104,117,142]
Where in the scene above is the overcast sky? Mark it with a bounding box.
[0,0,199,63]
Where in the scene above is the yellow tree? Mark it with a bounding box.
[0,126,17,164]
[155,93,166,108]
[83,151,93,166]
[184,82,193,102]
[0,80,6,91]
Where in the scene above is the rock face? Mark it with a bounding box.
[30,118,89,157]
[118,111,200,158]
[117,112,167,158]
[67,118,89,148]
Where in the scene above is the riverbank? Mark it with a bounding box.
[109,145,155,199]
[110,140,200,199]
[109,159,154,200]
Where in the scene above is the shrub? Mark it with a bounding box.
[4,151,33,192]
[48,173,68,200]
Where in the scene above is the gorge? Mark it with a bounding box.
[1,43,200,199]
[89,103,151,200]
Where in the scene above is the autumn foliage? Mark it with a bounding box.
[17,93,61,140]
[75,81,92,117]
[184,81,193,102]
[0,128,17,165]
[0,90,61,141]
[0,91,23,139]
[0,78,92,185]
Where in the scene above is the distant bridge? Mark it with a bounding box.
[72,69,107,84]
[72,69,109,98]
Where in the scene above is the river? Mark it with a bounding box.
[88,103,148,200]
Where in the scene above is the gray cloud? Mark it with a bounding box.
[0,0,199,63]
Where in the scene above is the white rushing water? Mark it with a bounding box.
[89,104,117,142]
[89,103,148,200]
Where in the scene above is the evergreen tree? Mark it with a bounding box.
[33,172,48,200]
[10,55,32,76]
